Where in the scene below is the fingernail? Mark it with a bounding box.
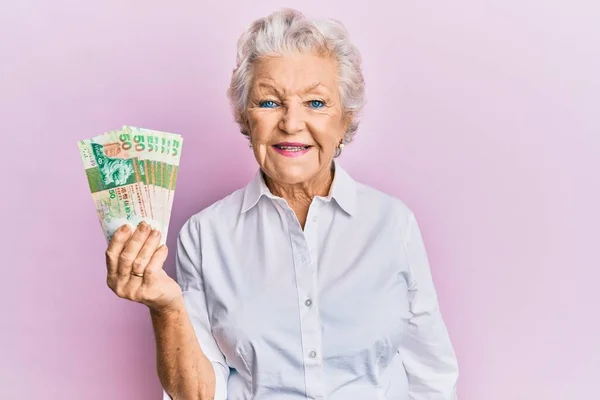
[139,221,148,231]
[151,229,160,237]
[120,224,130,232]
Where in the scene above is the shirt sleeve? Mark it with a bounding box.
[398,212,459,400]
[162,218,230,400]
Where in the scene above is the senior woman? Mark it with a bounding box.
[105,8,458,400]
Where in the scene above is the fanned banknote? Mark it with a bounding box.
[78,126,183,245]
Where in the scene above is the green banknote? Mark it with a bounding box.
[78,127,183,245]
[120,126,183,240]
[121,126,183,240]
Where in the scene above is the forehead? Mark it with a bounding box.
[251,52,339,94]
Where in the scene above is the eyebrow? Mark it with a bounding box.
[300,82,324,94]
[256,82,283,96]
[254,81,327,96]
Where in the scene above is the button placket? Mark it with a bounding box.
[288,199,324,399]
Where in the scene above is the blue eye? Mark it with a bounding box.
[259,100,278,108]
[308,100,325,108]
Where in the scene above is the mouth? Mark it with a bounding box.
[272,142,312,157]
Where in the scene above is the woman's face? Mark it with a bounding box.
[246,52,349,185]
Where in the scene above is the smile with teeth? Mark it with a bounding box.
[274,145,310,151]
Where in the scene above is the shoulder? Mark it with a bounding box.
[354,178,414,218]
[179,186,246,236]
[354,179,416,231]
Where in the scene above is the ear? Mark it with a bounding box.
[240,113,251,136]
[341,111,353,138]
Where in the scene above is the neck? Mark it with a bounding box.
[264,163,335,227]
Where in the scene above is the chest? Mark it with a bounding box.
[200,201,411,372]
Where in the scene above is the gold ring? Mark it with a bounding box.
[131,271,144,278]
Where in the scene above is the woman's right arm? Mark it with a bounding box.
[151,298,217,400]
[105,221,225,400]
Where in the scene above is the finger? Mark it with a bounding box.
[142,244,169,285]
[117,221,153,281]
[131,229,162,276]
[105,224,132,279]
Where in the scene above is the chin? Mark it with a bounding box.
[268,163,319,185]
[277,170,314,185]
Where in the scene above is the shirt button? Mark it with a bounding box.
[308,351,317,359]
[312,216,318,222]
[305,299,312,307]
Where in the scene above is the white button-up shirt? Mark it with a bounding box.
[164,162,458,400]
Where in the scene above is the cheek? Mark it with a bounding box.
[246,112,259,132]
[248,111,277,139]
[310,115,345,149]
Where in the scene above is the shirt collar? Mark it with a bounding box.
[241,160,357,216]
[241,168,272,213]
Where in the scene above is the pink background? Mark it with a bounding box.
[2,1,599,399]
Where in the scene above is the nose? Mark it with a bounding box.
[278,104,306,134]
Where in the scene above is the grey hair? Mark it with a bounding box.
[227,8,365,147]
